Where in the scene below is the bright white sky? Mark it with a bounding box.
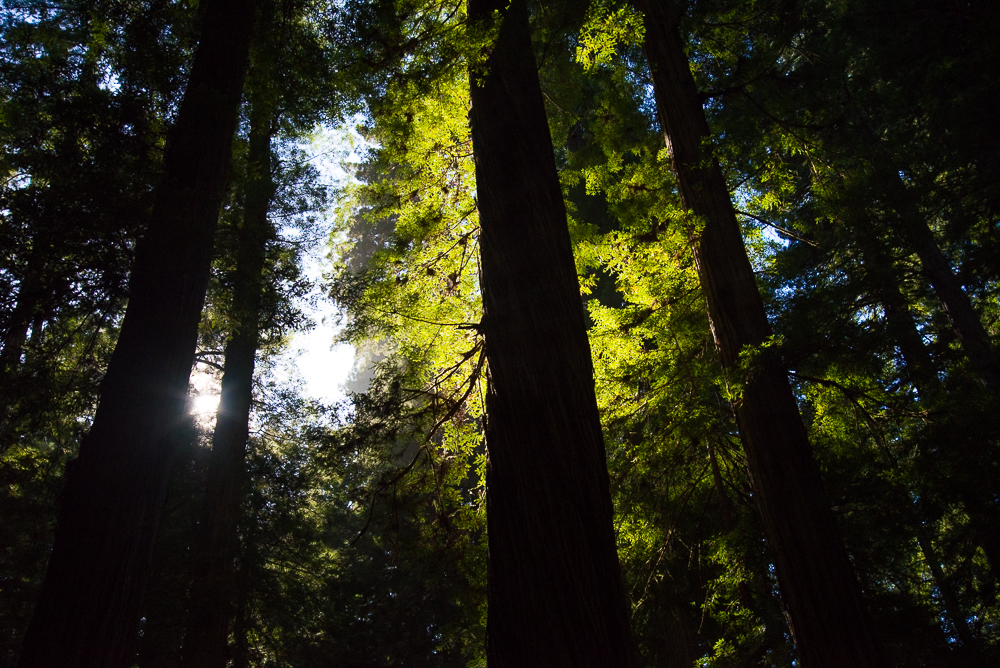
[190,123,367,424]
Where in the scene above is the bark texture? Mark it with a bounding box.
[181,74,275,668]
[637,1,885,665]
[17,0,257,664]
[467,0,635,664]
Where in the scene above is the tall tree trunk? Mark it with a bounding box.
[181,61,275,668]
[850,107,1000,389]
[0,280,38,452]
[231,580,252,668]
[854,227,1000,582]
[852,220,940,391]
[17,0,257,664]
[636,2,885,665]
[467,0,635,664]
[916,524,976,648]
[881,172,1000,389]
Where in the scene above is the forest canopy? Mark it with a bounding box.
[1,0,998,666]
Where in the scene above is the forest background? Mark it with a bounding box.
[1,0,999,665]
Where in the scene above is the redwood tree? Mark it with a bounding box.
[180,37,276,668]
[635,0,885,664]
[17,0,258,664]
[467,0,635,664]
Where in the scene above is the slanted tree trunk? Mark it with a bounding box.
[180,53,275,668]
[635,1,884,665]
[849,108,1000,389]
[854,225,1000,583]
[851,220,940,390]
[880,171,1000,389]
[467,0,635,664]
[916,523,976,649]
[17,0,257,664]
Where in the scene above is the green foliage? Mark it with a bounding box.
[2,0,1000,665]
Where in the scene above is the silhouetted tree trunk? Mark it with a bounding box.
[0,266,40,450]
[916,523,976,648]
[879,171,1000,388]
[851,109,1000,389]
[636,1,884,665]
[854,227,1000,582]
[850,219,940,390]
[17,0,258,664]
[467,0,635,664]
[181,54,275,668]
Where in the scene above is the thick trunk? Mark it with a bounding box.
[637,2,884,665]
[17,0,257,665]
[467,0,635,664]
[660,603,699,668]
[181,74,274,668]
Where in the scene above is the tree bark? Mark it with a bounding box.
[180,60,275,668]
[881,172,1000,389]
[467,0,635,664]
[17,0,257,664]
[0,266,40,451]
[636,2,885,665]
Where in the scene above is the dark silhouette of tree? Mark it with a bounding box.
[17,0,258,663]
[468,0,635,664]
[180,8,278,662]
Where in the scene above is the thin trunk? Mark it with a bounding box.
[853,220,940,391]
[636,2,884,665]
[916,526,976,648]
[17,0,257,664]
[0,282,36,373]
[231,581,251,668]
[851,106,1000,388]
[855,232,1000,582]
[958,489,1000,582]
[0,265,42,451]
[706,438,733,531]
[467,0,635,664]
[885,175,1000,389]
[180,66,275,668]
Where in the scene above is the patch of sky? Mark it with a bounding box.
[98,69,120,93]
[272,119,374,406]
[188,120,374,424]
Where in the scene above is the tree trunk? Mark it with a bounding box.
[850,106,1000,389]
[881,173,1000,389]
[467,0,635,664]
[636,2,885,665]
[854,228,1000,583]
[852,219,940,391]
[17,0,257,664]
[0,275,38,451]
[916,525,976,648]
[181,61,275,668]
